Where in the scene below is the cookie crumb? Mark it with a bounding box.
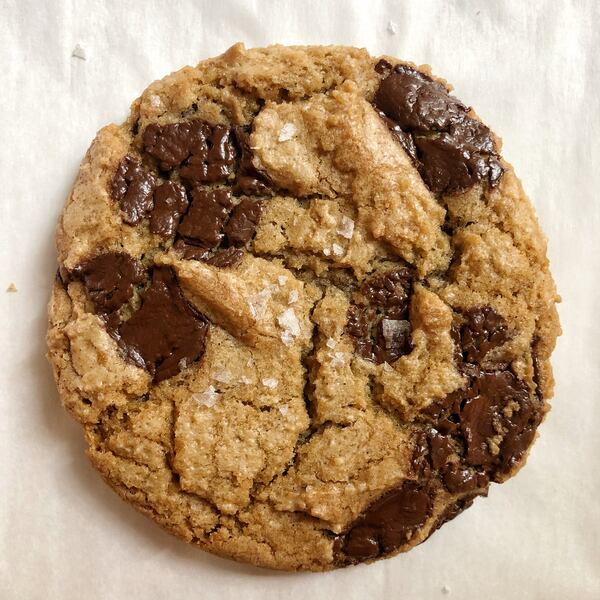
[278,122,297,142]
[262,378,279,389]
[6,283,17,293]
[387,20,397,34]
[337,216,355,239]
[71,44,87,60]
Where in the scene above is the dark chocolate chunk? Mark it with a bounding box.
[429,431,454,470]
[374,64,466,133]
[456,306,510,366]
[346,268,413,364]
[233,127,272,195]
[338,482,432,562]
[442,464,487,494]
[111,156,156,224]
[116,266,209,383]
[150,181,189,239]
[143,121,235,183]
[72,252,144,313]
[204,247,244,268]
[224,198,264,245]
[177,188,234,247]
[433,493,480,530]
[373,63,504,193]
[415,123,504,194]
[361,267,412,317]
[173,239,210,261]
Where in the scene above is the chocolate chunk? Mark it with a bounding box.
[116,266,209,383]
[233,127,272,195]
[224,198,264,245]
[457,306,510,366]
[415,123,504,193]
[143,121,235,183]
[442,464,487,494]
[374,64,466,133]
[173,239,210,261]
[338,482,432,562]
[177,188,234,247]
[111,156,156,224]
[346,268,413,364]
[72,252,144,313]
[433,493,480,530]
[361,267,412,317]
[373,63,504,193]
[429,431,454,470]
[204,247,244,268]
[150,181,189,239]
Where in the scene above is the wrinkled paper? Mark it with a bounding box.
[1,1,599,598]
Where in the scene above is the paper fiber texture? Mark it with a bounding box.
[1,1,599,598]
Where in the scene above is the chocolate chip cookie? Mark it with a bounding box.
[46,44,560,571]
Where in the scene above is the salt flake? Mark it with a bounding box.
[278,405,289,416]
[387,20,397,35]
[277,275,288,286]
[288,289,299,304]
[278,122,297,142]
[192,385,220,408]
[248,288,272,320]
[330,352,345,368]
[213,370,232,384]
[149,94,162,108]
[332,243,344,257]
[326,338,336,349]
[278,308,301,337]
[262,378,279,389]
[71,44,87,60]
[337,216,355,239]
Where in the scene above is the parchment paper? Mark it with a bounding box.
[1,1,599,598]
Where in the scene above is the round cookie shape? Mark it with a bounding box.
[47,44,560,571]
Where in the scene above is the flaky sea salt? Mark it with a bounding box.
[277,275,288,286]
[278,308,301,337]
[213,370,232,384]
[337,216,355,239]
[149,94,162,108]
[330,352,345,368]
[278,405,289,416]
[248,288,272,319]
[240,375,253,385]
[381,318,411,346]
[323,247,331,256]
[332,243,344,257]
[288,289,299,304]
[326,338,336,349]
[387,20,397,34]
[278,122,297,142]
[262,378,279,389]
[192,385,220,408]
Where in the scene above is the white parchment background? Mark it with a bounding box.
[1,1,599,598]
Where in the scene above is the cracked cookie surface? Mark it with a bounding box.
[47,43,560,571]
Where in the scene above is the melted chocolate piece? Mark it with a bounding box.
[73,252,144,313]
[346,268,413,364]
[373,63,504,193]
[177,188,234,247]
[204,247,244,268]
[173,239,210,261]
[111,156,156,224]
[361,267,412,318]
[429,431,454,470]
[116,267,209,383]
[442,465,488,494]
[233,127,272,195]
[150,181,189,239]
[457,306,510,367]
[337,482,432,562]
[224,198,264,245]
[143,121,235,183]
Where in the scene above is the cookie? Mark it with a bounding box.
[46,43,560,571]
